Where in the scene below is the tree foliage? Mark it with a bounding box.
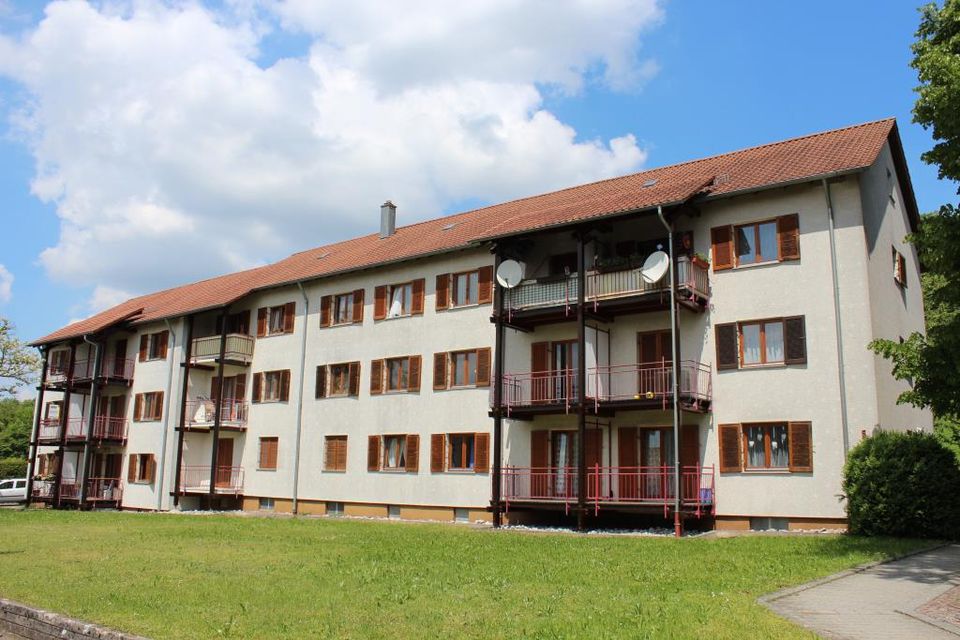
[0,398,34,459]
[0,317,40,397]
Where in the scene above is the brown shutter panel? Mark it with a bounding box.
[478,266,494,304]
[138,335,149,362]
[531,341,551,403]
[320,295,332,327]
[898,253,907,287]
[476,347,491,387]
[532,342,550,372]
[531,430,549,469]
[784,316,807,364]
[158,331,169,359]
[639,332,659,364]
[283,302,296,333]
[475,433,490,473]
[234,373,247,401]
[369,360,384,395]
[252,372,263,404]
[352,289,365,323]
[777,213,800,261]
[405,434,420,472]
[147,455,156,483]
[324,437,334,470]
[408,356,422,392]
[430,434,445,472]
[256,308,267,337]
[374,285,387,320]
[788,422,813,472]
[154,391,164,420]
[680,424,700,468]
[211,377,221,402]
[411,278,425,315]
[133,394,143,421]
[280,370,291,402]
[315,366,327,399]
[718,424,743,472]
[127,455,137,482]
[584,429,602,469]
[711,225,734,271]
[348,362,361,397]
[715,323,740,370]
[433,352,448,390]
[617,427,638,498]
[367,435,381,471]
[239,310,251,335]
[435,274,450,311]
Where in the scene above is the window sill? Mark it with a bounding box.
[731,259,784,271]
[328,321,360,328]
[445,468,477,474]
[257,332,293,339]
[257,468,278,472]
[446,302,481,311]
[738,362,788,370]
[256,399,287,404]
[742,468,791,475]
[322,469,347,474]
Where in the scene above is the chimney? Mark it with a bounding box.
[380,200,396,238]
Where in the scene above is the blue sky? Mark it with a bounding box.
[0,0,956,347]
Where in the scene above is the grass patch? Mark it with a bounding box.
[0,510,929,639]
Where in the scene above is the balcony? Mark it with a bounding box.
[501,465,715,516]
[190,334,255,366]
[85,477,123,506]
[179,465,244,495]
[500,361,712,418]
[184,399,248,431]
[500,257,710,327]
[58,416,127,444]
[71,357,135,385]
[37,419,62,443]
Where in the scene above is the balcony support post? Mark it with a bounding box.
[208,307,230,505]
[52,343,76,507]
[576,230,588,531]
[173,315,194,506]
[155,318,178,511]
[78,336,104,505]
[491,248,505,528]
[25,346,49,507]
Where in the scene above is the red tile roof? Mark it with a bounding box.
[33,118,909,346]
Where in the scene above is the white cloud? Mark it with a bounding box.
[0,264,12,303]
[0,0,661,305]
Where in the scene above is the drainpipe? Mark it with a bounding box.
[657,205,683,538]
[78,335,103,505]
[155,319,177,511]
[25,346,49,508]
[291,282,310,515]
[491,250,505,528]
[821,178,851,455]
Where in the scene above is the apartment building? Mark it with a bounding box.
[25,119,931,531]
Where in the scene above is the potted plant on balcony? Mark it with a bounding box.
[594,255,629,273]
[691,252,710,269]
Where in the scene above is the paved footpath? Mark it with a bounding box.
[764,544,960,639]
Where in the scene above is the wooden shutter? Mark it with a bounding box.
[715,323,739,370]
[324,437,335,470]
[475,433,490,473]
[138,335,149,362]
[405,434,420,472]
[897,252,907,287]
[411,279,425,315]
[238,310,251,335]
[430,434,445,472]
[252,372,263,403]
[777,214,800,261]
[348,362,360,397]
[433,352,448,390]
[315,365,327,399]
[283,302,296,333]
[256,308,268,337]
[234,374,246,401]
[279,370,291,401]
[352,289,365,323]
[146,455,156,483]
[718,424,743,472]
[374,285,387,320]
[711,225,734,271]
[531,342,550,372]
[320,295,332,327]
[478,266,494,304]
[153,392,164,420]
[476,347,491,387]
[133,394,143,421]
[680,424,700,467]
[617,427,638,498]
[784,316,807,364]
[367,435,381,471]
[211,377,221,402]
[584,429,602,469]
[157,331,169,359]
[127,455,138,482]
[408,356,422,392]
[530,430,549,469]
[531,341,551,404]
[370,360,384,395]
[788,422,813,472]
[435,274,450,311]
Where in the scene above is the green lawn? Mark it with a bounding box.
[0,511,928,639]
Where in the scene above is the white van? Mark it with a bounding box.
[0,478,27,504]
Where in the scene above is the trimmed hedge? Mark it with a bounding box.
[843,430,960,539]
[0,456,27,480]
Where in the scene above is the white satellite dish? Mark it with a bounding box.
[640,251,670,284]
[496,260,524,288]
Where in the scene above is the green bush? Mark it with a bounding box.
[843,430,960,539]
[0,456,27,480]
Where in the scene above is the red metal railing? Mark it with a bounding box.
[64,417,86,441]
[180,465,244,494]
[37,419,63,442]
[92,416,128,442]
[58,478,81,501]
[500,361,712,414]
[30,480,54,500]
[184,399,249,428]
[502,465,715,516]
[71,357,135,382]
[86,477,123,503]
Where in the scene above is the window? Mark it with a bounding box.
[451,271,480,307]
[451,351,478,387]
[334,293,354,324]
[259,497,275,511]
[324,435,348,472]
[433,348,491,390]
[259,437,278,470]
[368,434,420,472]
[383,435,407,470]
[430,432,490,473]
[44,401,62,422]
[374,280,424,319]
[49,350,69,376]
[252,370,290,403]
[127,454,155,484]
[436,267,493,310]
[320,290,364,327]
[717,422,812,473]
[448,434,476,470]
[138,331,168,362]
[327,502,344,516]
[256,302,295,337]
[893,247,907,287]
[316,362,360,398]
[370,356,422,394]
[134,392,164,421]
[387,357,410,391]
[739,320,784,365]
[386,282,413,318]
[743,423,790,469]
[715,317,806,370]
[735,220,778,265]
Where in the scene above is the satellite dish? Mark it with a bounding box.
[496,260,524,288]
[640,251,669,284]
